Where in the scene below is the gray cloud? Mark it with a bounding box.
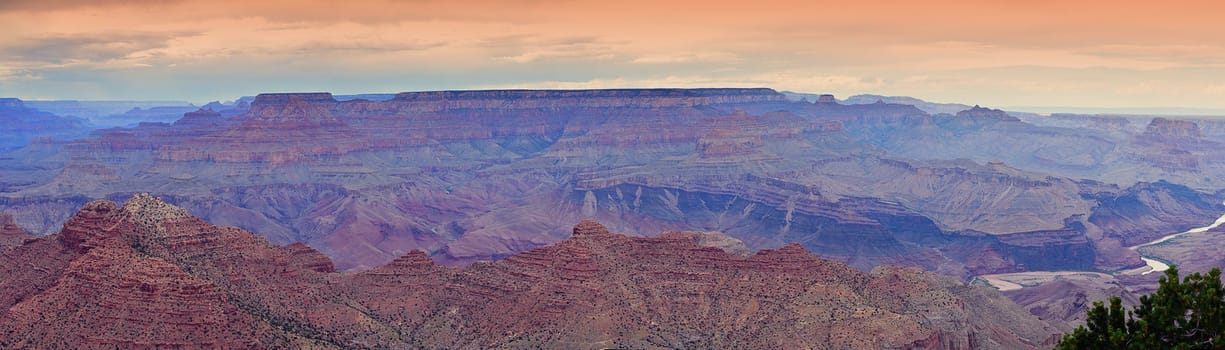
[2,31,193,65]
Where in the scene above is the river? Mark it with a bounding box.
[1130,200,1225,275]
[975,199,1225,289]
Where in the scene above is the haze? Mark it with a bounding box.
[2,0,1224,112]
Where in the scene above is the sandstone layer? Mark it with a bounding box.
[0,196,1063,349]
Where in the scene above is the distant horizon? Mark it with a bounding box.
[8,87,1225,118]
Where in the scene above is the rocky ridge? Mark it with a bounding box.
[0,196,1062,349]
[0,98,93,149]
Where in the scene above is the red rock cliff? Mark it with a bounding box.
[0,197,1061,349]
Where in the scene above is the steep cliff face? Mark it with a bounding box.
[1129,117,1215,173]
[169,108,229,136]
[146,89,786,164]
[0,212,29,247]
[0,198,1062,349]
[1143,117,1201,139]
[159,93,368,164]
[988,229,1096,272]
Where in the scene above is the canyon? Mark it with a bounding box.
[3,88,1225,333]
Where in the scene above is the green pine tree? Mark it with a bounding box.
[1058,266,1225,349]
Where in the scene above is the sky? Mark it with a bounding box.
[2,0,1225,112]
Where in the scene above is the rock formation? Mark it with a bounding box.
[3,88,1225,298]
[0,212,29,247]
[0,196,1063,349]
[1143,117,1201,139]
[1129,117,1214,172]
[954,105,1021,122]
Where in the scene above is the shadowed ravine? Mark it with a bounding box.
[976,200,1225,290]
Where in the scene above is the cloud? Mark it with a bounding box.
[1,31,191,67]
[0,67,41,82]
[1081,44,1225,67]
[482,35,622,63]
[630,52,739,64]
[288,40,447,55]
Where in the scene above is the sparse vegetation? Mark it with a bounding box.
[1058,266,1225,349]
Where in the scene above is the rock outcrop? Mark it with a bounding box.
[0,241,272,348]
[158,93,367,164]
[1130,117,1212,172]
[1143,117,1201,139]
[954,105,1021,122]
[570,218,610,236]
[170,108,226,131]
[0,212,29,247]
[281,242,337,273]
[0,196,1062,349]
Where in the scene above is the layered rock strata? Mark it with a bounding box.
[0,197,1062,349]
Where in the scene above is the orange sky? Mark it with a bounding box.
[2,0,1225,111]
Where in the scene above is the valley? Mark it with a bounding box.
[6,1,1223,347]
[3,87,1225,335]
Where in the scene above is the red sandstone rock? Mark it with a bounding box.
[571,218,610,236]
[0,212,29,247]
[281,242,336,273]
[0,241,274,348]
[0,198,1061,349]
